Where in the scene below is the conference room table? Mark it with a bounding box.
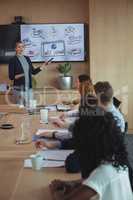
[0,105,80,200]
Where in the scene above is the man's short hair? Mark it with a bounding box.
[94,81,113,105]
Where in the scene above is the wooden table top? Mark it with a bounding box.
[0,107,80,200]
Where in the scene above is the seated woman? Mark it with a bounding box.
[50,106,133,200]
[35,74,96,150]
[53,74,96,128]
[35,94,97,150]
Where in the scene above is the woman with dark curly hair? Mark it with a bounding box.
[50,107,133,200]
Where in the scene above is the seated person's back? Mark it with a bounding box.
[94,81,125,133]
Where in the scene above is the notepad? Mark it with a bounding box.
[24,149,74,168]
[35,128,68,136]
[44,105,57,111]
[56,104,71,111]
[24,159,64,168]
[38,149,74,161]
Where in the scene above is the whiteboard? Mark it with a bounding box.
[20,24,85,62]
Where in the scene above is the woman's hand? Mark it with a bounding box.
[50,183,65,200]
[40,58,53,70]
[35,140,46,149]
[50,180,69,200]
[40,62,47,70]
[50,179,78,193]
[59,113,66,121]
[50,179,96,200]
[38,131,53,138]
[52,119,67,128]
[35,139,61,149]
[50,179,81,200]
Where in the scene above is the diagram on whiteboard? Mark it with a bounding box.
[21,24,85,62]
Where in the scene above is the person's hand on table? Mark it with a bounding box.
[38,131,53,138]
[50,179,79,200]
[35,139,60,149]
[59,113,66,121]
[50,179,76,192]
[35,140,46,149]
[35,140,54,149]
[50,180,68,200]
[52,119,66,128]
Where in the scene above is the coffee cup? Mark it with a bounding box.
[29,99,37,110]
[40,109,48,123]
[30,154,43,170]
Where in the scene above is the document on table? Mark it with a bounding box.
[35,128,68,136]
[24,150,74,168]
[44,105,57,111]
[56,104,71,111]
[39,149,74,161]
[24,159,65,168]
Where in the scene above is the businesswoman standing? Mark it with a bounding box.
[8,41,47,105]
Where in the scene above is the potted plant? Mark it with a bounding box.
[57,62,73,90]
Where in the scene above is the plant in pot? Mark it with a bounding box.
[57,62,73,90]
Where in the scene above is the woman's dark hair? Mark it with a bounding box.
[73,106,133,190]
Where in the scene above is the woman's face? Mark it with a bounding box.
[15,43,25,55]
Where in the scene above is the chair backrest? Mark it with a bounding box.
[113,97,121,108]
[125,121,128,133]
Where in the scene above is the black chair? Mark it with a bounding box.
[113,97,121,108]
[113,97,128,134]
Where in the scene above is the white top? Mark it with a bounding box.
[107,104,125,132]
[83,163,133,200]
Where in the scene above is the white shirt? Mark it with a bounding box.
[66,104,125,132]
[107,104,125,132]
[83,163,133,200]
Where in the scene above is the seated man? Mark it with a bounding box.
[94,81,125,133]
[64,82,126,173]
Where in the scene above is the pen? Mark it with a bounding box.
[43,158,64,162]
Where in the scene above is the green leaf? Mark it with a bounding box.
[57,62,71,76]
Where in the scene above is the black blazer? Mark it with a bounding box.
[8,55,41,89]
